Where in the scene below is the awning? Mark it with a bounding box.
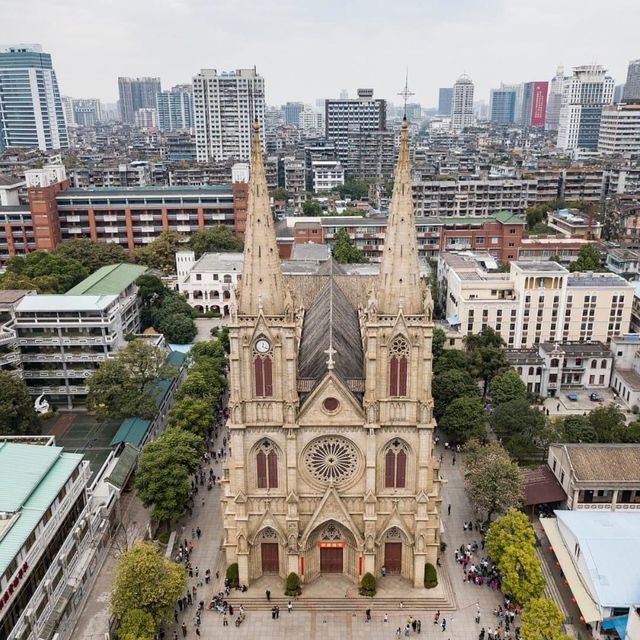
[521,466,567,506]
[602,615,628,638]
[110,417,151,448]
[446,315,461,326]
[105,443,139,490]
[540,517,601,624]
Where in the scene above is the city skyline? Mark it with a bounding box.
[2,0,639,106]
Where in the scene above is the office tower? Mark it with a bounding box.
[451,75,474,130]
[557,65,614,150]
[156,85,193,131]
[499,83,523,123]
[135,108,158,129]
[438,88,453,115]
[490,89,517,125]
[118,77,161,124]
[73,99,102,127]
[545,66,565,131]
[623,59,640,103]
[405,103,422,121]
[282,101,304,126]
[325,88,387,167]
[0,45,68,151]
[298,106,323,133]
[521,81,549,127]
[614,84,626,104]
[598,103,640,155]
[193,68,265,162]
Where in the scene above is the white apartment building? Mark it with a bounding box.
[193,68,265,162]
[557,65,615,150]
[134,107,158,130]
[311,160,344,192]
[598,103,640,156]
[176,251,242,315]
[298,107,324,134]
[440,253,633,349]
[545,66,565,131]
[451,75,474,130]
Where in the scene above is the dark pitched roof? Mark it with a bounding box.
[522,465,567,506]
[298,277,363,384]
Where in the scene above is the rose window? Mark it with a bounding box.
[303,437,360,485]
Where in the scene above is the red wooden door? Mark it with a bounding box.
[320,547,343,573]
[384,542,402,574]
[261,543,279,574]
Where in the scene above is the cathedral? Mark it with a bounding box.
[221,119,441,588]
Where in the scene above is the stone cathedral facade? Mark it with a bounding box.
[221,120,441,588]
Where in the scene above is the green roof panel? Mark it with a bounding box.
[65,264,147,296]
[110,417,151,448]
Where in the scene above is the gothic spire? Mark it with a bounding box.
[376,118,423,315]
[237,121,287,316]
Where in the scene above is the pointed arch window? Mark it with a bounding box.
[253,339,273,398]
[256,441,278,489]
[389,336,409,397]
[384,440,408,489]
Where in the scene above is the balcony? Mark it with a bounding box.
[28,385,89,395]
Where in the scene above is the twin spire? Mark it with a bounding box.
[238,119,423,318]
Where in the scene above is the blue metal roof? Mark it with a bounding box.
[110,417,151,448]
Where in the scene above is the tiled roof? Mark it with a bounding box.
[562,444,640,483]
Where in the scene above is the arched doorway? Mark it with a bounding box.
[383,527,403,574]
[303,520,360,582]
[258,528,280,574]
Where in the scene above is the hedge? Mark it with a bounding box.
[284,572,301,596]
[359,572,376,596]
[226,563,239,588]
[424,562,438,589]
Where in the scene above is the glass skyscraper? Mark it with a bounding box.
[156,85,193,131]
[0,44,69,151]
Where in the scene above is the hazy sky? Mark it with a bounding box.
[2,0,639,107]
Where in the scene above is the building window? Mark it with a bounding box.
[389,336,409,397]
[254,355,273,397]
[384,440,407,489]
[601,360,607,369]
[256,441,278,489]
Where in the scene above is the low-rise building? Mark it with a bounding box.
[610,333,640,409]
[311,160,344,192]
[547,208,602,239]
[605,247,640,278]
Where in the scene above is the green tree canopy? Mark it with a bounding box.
[190,226,243,258]
[332,228,368,264]
[166,398,212,437]
[337,179,371,200]
[118,609,157,640]
[155,313,197,344]
[521,598,571,640]
[0,372,40,436]
[270,187,288,201]
[1,251,89,293]
[110,542,185,625]
[490,370,528,405]
[432,368,480,420]
[135,274,167,308]
[486,508,537,566]
[499,544,545,605]
[465,328,509,396]
[136,231,185,274]
[560,415,598,443]
[433,349,468,374]
[439,396,486,442]
[491,398,547,462]
[432,326,446,363]
[302,199,323,216]
[464,442,523,521]
[588,404,626,441]
[568,244,603,273]
[55,238,129,272]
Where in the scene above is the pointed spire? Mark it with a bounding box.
[376,118,423,315]
[237,121,287,316]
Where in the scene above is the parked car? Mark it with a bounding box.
[566,392,578,401]
[589,392,604,402]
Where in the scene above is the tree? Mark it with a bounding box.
[465,328,509,396]
[332,228,368,264]
[521,598,571,640]
[136,231,185,274]
[191,338,227,361]
[55,238,129,272]
[135,429,202,524]
[2,251,89,293]
[568,244,603,273]
[338,179,371,200]
[499,544,545,605]
[465,442,523,521]
[302,199,323,216]
[135,274,167,308]
[0,372,40,436]
[110,541,185,625]
[433,349,468,374]
[118,609,157,640]
[588,404,626,441]
[118,340,175,392]
[490,370,527,405]
[432,368,480,419]
[560,415,597,443]
[491,399,547,462]
[486,508,537,564]
[439,396,486,442]
[167,398,212,437]
[432,326,446,363]
[190,226,243,258]
[156,314,197,344]
[270,187,288,201]
[0,270,60,293]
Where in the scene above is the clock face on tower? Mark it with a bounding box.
[255,338,270,354]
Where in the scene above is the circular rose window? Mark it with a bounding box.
[323,397,340,412]
[303,436,360,485]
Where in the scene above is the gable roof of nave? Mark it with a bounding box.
[283,273,376,311]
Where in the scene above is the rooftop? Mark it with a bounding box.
[567,273,631,288]
[65,263,147,296]
[512,261,569,273]
[61,185,232,197]
[540,341,611,357]
[16,294,119,313]
[553,444,640,483]
[505,349,544,365]
[189,252,244,273]
[290,243,331,262]
[0,289,33,305]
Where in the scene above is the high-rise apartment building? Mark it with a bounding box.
[298,106,323,133]
[0,45,68,151]
[557,65,614,150]
[193,68,265,163]
[156,84,193,131]
[598,104,640,155]
[545,66,565,131]
[73,99,102,127]
[500,83,523,123]
[623,59,640,103]
[614,84,626,104]
[134,107,158,129]
[117,76,161,124]
[438,88,453,116]
[282,101,304,126]
[451,75,474,130]
[489,89,516,125]
[521,81,548,127]
[325,88,387,167]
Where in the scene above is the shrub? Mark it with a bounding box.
[284,571,301,596]
[359,572,376,597]
[226,563,239,588]
[424,563,438,589]
[157,531,170,545]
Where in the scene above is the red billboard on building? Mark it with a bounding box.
[530,81,548,127]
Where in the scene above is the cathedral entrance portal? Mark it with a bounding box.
[384,543,402,574]
[320,546,344,573]
[305,521,358,581]
[261,543,279,574]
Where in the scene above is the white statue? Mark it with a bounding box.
[34,394,50,415]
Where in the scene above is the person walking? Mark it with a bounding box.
[434,610,440,624]
[366,608,371,622]
[396,628,402,639]
[288,600,293,613]
[441,617,447,632]
[384,613,389,623]
[266,589,271,602]
[447,504,451,516]
[222,614,228,626]
[181,622,187,638]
